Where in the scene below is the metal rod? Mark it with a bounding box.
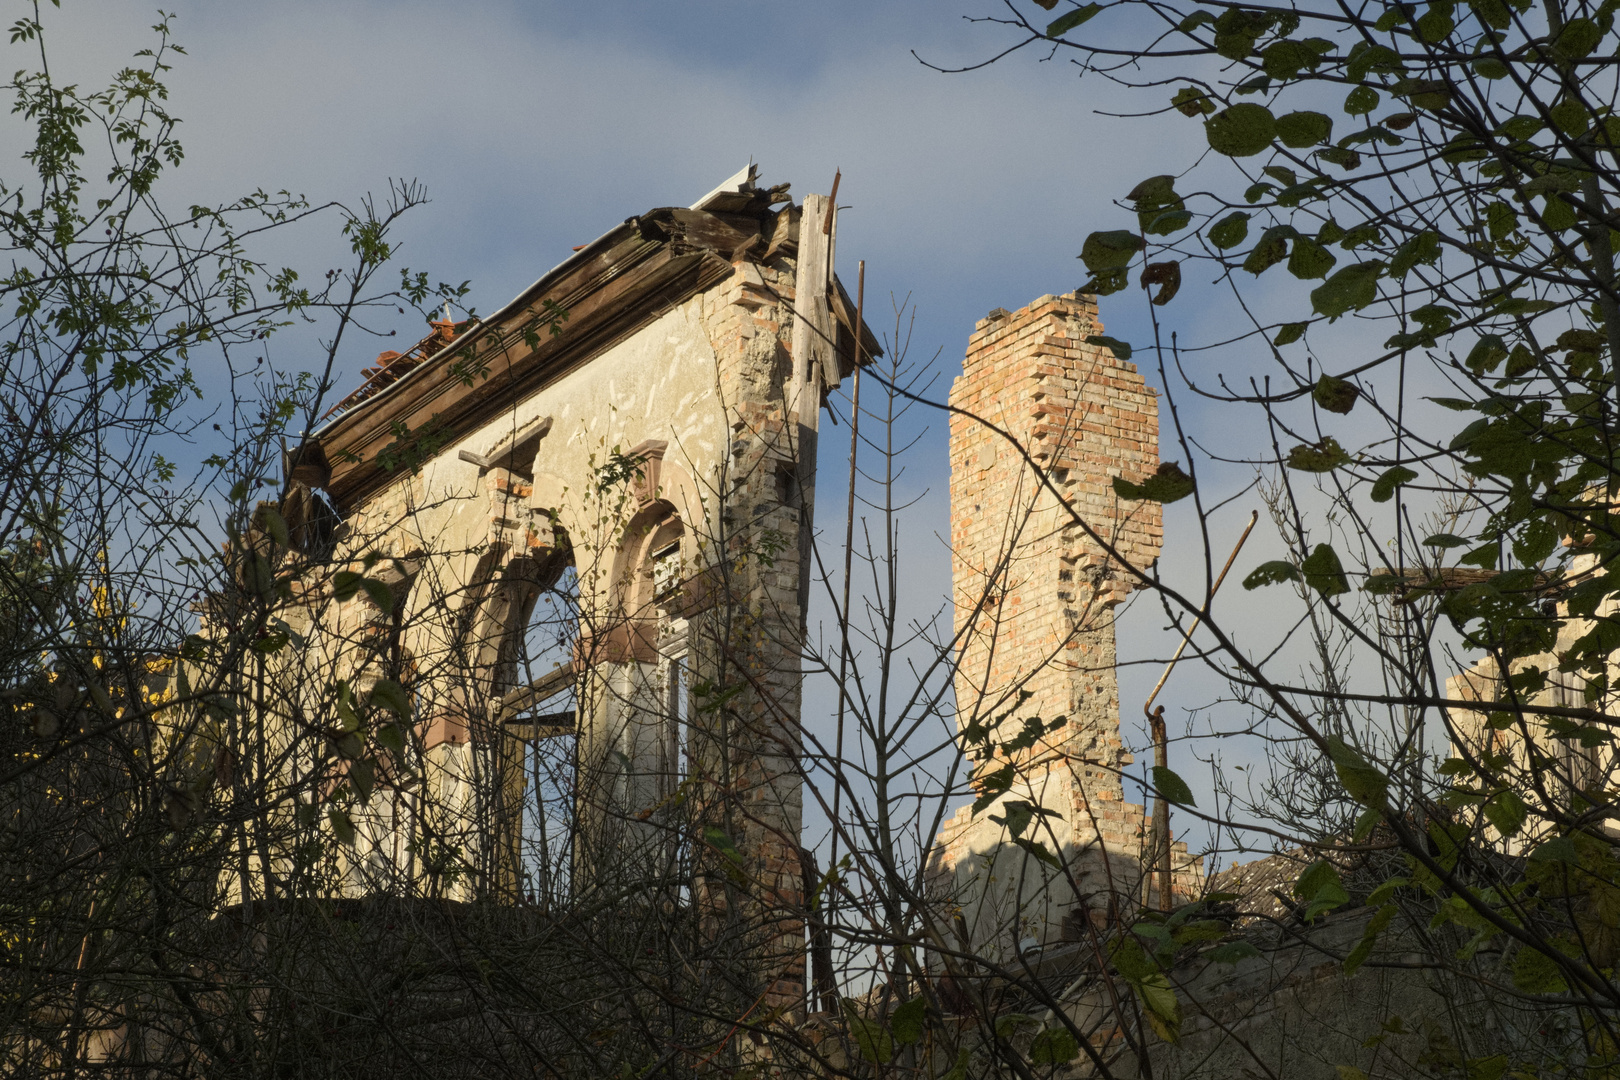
[1145,509,1258,909]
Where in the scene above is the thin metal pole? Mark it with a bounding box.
[823,260,863,1009]
[1145,509,1258,909]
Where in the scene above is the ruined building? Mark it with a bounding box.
[237,176,1194,1006]
[229,167,879,1012]
[932,291,1202,957]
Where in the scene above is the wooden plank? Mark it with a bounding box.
[493,661,577,725]
[502,710,575,741]
[458,414,553,469]
[789,193,833,426]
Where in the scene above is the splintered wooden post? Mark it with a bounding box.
[1142,510,1258,910]
[1150,705,1170,910]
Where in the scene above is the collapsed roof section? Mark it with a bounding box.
[313,166,880,508]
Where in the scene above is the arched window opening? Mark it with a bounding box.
[494,541,578,907]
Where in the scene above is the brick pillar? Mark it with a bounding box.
[947,291,1163,927]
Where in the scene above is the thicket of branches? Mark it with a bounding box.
[25,0,1620,1075]
[913,0,1620,1073]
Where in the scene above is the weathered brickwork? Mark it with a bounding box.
[935,291,1198,951]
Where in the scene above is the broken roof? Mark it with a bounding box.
[312,168,880,508]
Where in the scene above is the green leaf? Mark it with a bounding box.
[1417,5,1455,41]
[1423,533,1468,548]
[1172,86,1215,116]
[1554,16,1602,58]
[1398,78,1452,111]
[1344,902,1397,975]
[254,630,290,654]
[1295,858,1344,901]
[1083,267,1131,295]
[349,756,376,802]
[1137,974,1182,1042]
[1311,261,1384,319]
[890,996,927,1046]
[1274,322,1306,345]
[329,808,356,846]
[1244,225,1294,275]
[1205,103,1276,157]
[1366,876,1408,906]
[1529,836,1578,864]
[332,570,364,602]
[843,1001,894,1064]
[995,1012,1037,1039]
[1209,211,1250,249]
[1344,85,1380,115]
[360,578,394,614]
[1030,1027,1080,1064]
[1390,232,1440,277]
[1276,110,1333,147]
[1551,97,1590,135]
[1152,766,1196,807]
[1484,790,1528,837]
[1297,860,1351,920]
[1328,736,1388,806]
[1206,940,1260,965]
[376,722,406,754]
[1261,39,1324,81]
[1287,437,1351,473]
[1313,374,1358,413]
[1086,334,1133,360]
[1288,236,1338,279]
[1316,147,1362,174]
[1484,202,1518,242]
[1243,560,1300,589]
[1469,0,1511,29]
[1302,543,1351,597]
[1370,465,1418,502]
[258,506,291,549]
[1352,806,1382,840]
[1048,3,1102,36]
[1465,334,1508,373]
[1542,193,1578,231]
[1511,945,1569,994]
[1442,134,1488,163]
[1081,229,1145,271]
[702,826,749,884]
[370,678,412,717]
[1113,462,1195,503]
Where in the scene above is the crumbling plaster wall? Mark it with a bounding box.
[267,197,818,1024]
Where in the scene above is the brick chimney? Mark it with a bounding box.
[938,291,1176,939]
